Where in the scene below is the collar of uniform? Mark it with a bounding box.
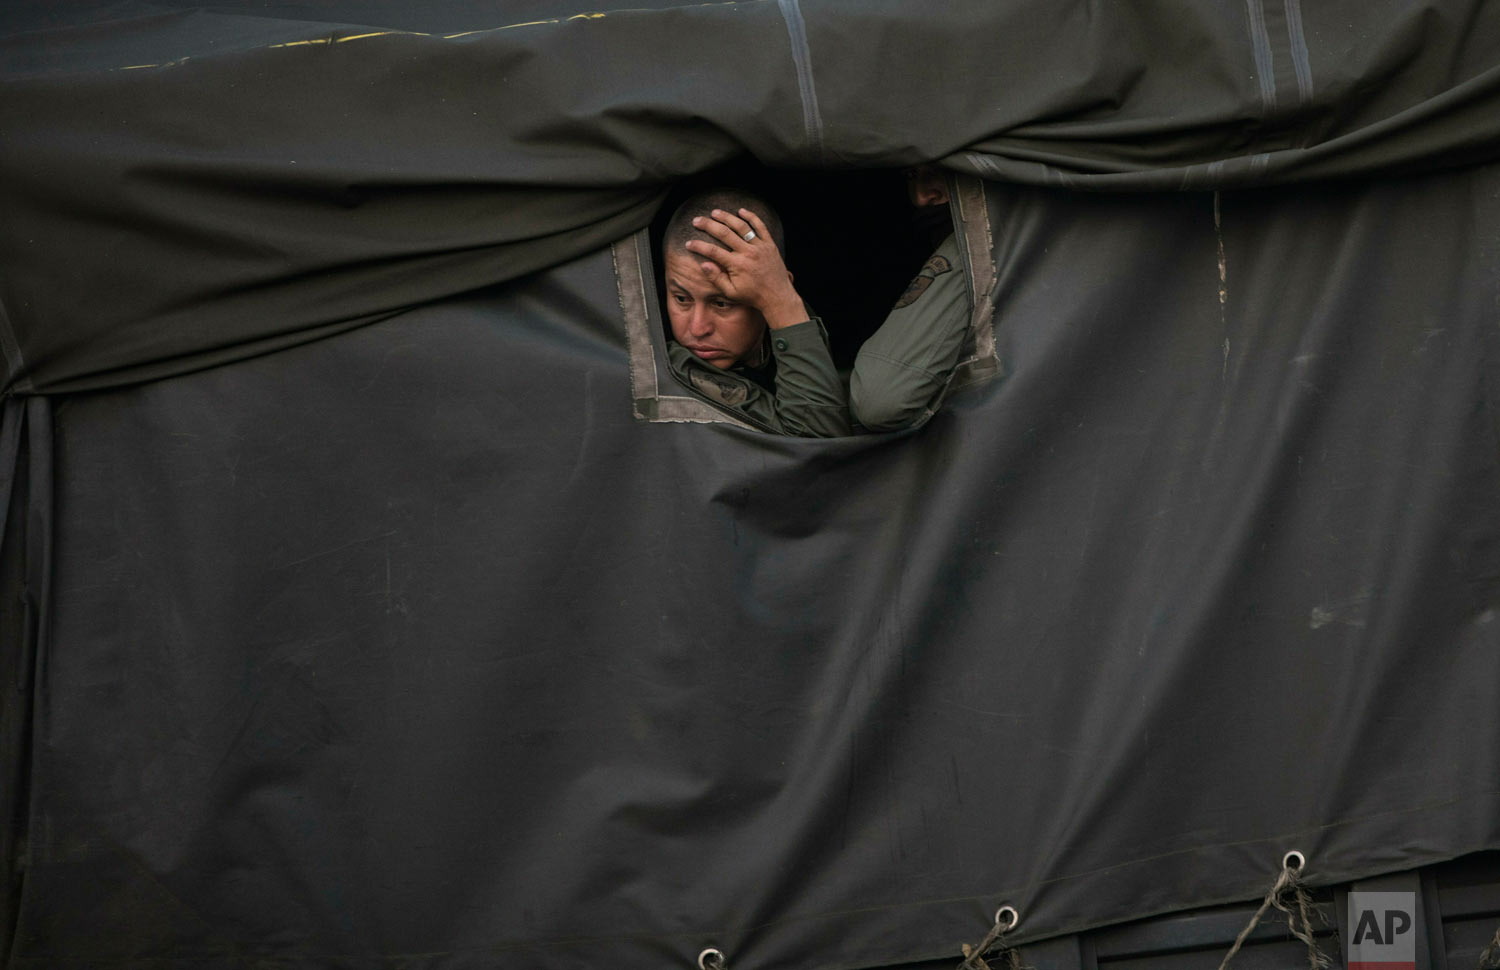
[742,329,771,369]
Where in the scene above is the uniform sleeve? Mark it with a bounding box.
[762,318,852,437]
[849,234,972,432]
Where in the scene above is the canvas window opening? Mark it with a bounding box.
[614,161,1001,432]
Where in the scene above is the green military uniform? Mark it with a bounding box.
[850,233,971,432]
[666,316,851,437]
[666,234,970,437]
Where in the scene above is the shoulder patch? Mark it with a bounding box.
[690,368,750,406]
[893,253,954,309]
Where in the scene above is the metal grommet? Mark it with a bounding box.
[1283,850,1306,872]
[698,947,727,970]
[994,905,1020,931]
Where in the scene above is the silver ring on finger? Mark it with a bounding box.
[743,229,757,242]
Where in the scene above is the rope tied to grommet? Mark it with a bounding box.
[958,906,1032,970]
[1478,923,1500,969]
[1216,851,1329,970]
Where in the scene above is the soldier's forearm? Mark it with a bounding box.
[761,285,810,330]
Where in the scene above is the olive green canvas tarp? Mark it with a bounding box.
[4,0,1500,394]
[1,3,1498,969]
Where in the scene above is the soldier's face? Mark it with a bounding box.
[906,165,950,207]
[662,249,766,370]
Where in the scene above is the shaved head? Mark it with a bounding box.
[664,188,786,258]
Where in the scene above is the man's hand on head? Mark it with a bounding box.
[684,209,810,330]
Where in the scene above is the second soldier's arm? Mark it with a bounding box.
[849,234,971,432]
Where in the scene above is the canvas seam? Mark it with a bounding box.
[777,0,825,160]
[1283,0,1313,107]
[1244,0,1278,115]
[611,230,660,419]
[656,395,758,430]
[958,174,998,368]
